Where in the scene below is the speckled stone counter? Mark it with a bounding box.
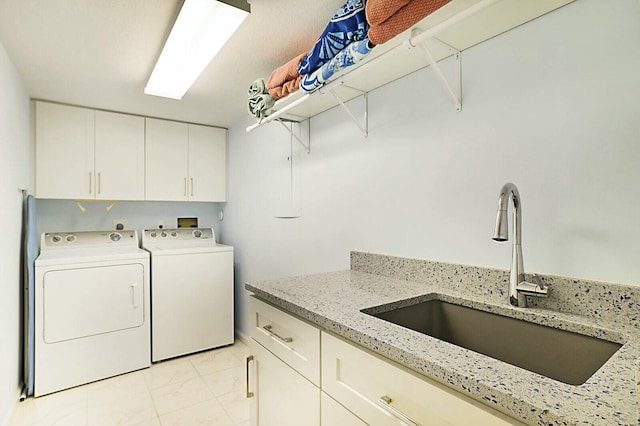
[245,251,640,426]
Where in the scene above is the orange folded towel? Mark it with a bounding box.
[367,0,451,45]
[365,0,412,26]
[266,51,308,100]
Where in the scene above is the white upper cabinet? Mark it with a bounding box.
[35,102,145,200]
[35,102,95,199]
[145,118,189,201]
[188,124,227,202]
[35,102,226,202]
[146,118,227,202]
[94,111,145,200]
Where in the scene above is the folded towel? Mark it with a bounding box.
[266,52,308,100]
[248,78,267,97]
[368,0,451,45]
[298,0,369,76]
[247,79,276,119]
[300,38,373,94]
[365,0,412,26]
[247,93,276,119]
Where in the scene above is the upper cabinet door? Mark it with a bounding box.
[188,124,227,202]
[145,118,189,201]
[95,111,145,201]
[35,102,95,199]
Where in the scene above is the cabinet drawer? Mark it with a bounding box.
[249,296,320,386]
[321,332,525,426]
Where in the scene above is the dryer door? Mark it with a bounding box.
[42,263,145,343]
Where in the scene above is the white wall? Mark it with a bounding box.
[0,42,31,425]
[36,200,224,238]
[224,0,640,334]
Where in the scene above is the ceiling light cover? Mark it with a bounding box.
[144,0,249,100]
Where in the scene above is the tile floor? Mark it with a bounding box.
[9,341,251,426]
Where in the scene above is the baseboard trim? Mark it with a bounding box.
[235,330,250,346]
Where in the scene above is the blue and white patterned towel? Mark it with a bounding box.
[297,0,369,76]
[300,38,373,93]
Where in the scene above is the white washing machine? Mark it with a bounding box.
[34,230,150,396]
[142,228,234,362]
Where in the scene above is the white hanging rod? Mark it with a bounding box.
[245,0,499,133]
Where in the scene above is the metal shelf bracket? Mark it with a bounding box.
[411,32,462,112]
[329,86,369,137]
[277,119,311,154]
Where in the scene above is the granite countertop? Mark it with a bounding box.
[245,252,640,426]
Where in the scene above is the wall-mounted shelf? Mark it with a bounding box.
[246,0,573,135]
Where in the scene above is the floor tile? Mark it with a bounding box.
[10,386,88,426]
[143,358,199,390]
[188,347,243,376]
[217,390,250,424]
[10,346,251,426]
[87,370,149,404]
[158,399,234,426]
[87,391,156,426]
[202,366,245,397]
[150,376,214,416]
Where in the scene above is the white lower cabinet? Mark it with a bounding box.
[248,297,525,426]
[322,392,367,426]
[247,337,320,426]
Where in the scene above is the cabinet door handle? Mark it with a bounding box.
[378,395,422,426]
[262,324,293,343]
[184,178,187,197]
[246,355,254,398]
[89,172,93,194]
[97,172,101,194]
[190,177,194,197]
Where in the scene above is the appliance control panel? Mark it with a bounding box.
[41,230,138,250]
[142,228,215,244]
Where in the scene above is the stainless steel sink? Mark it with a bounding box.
[363,299,621,385]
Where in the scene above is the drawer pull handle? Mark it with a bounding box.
[262,324,293,343]
[378,395,422,426]
[246,355,254,398]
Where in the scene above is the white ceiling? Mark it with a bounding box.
[0,0,345,128]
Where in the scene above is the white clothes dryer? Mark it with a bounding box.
[142,228,233,362]
[34,230,150,396]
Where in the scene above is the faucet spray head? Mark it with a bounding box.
[493,208,508,241]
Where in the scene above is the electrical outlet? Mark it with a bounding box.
[156,220,165,229]
[113,220,128,231]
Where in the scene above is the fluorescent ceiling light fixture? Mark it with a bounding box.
[145,0,250,100]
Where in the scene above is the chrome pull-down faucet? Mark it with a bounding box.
[492,183,548,307]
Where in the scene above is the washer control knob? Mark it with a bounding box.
[109,232,122,242]
[51,235,62,243]
[65,234,76,243]
[192,230,203,238]
[170,231,177,237]
[161,232,167,238]
[150,232,157,238]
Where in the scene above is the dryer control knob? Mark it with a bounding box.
[161,232,167,238]
[170,231,177,237]
[109,232,122,242]
[192,230,203,238]
[150,232,157,238]
[65,234,76,243]
[51,235,62,243]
